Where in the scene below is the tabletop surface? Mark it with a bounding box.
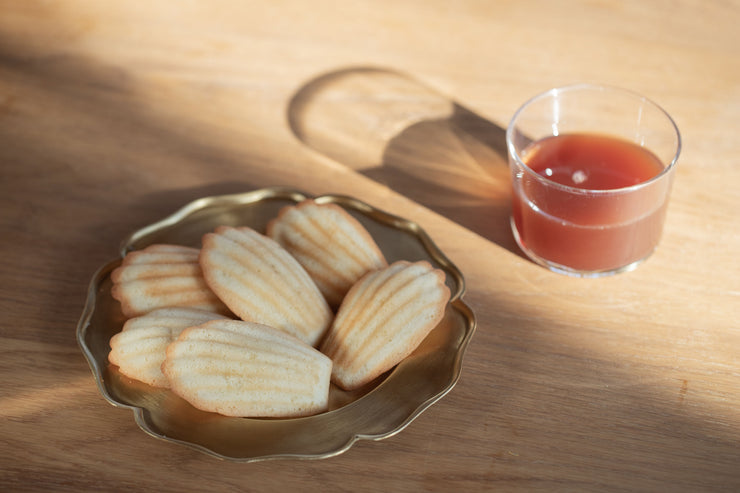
[1,1,738,491]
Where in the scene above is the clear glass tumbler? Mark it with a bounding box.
[506,84,681,277]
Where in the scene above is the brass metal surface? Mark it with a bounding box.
[77,188,476,461]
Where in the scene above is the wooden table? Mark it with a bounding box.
[2,1,738,491]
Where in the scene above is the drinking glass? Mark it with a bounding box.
[506,84,681,277]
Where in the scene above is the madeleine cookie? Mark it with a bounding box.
[199,226,333,346]
[108,307,229,388]
[320,260,450,390]
[162,319,333,418]
[267,200,387,307]
[111,244,229,318]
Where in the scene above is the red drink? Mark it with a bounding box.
[511,133,670,273]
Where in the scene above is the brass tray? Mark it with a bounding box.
[77,187,476,462]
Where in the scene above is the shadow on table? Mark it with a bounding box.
[287,66,519,255]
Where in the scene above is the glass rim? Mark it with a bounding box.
[506,83,682,196]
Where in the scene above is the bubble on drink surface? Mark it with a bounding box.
[572,170,587,184]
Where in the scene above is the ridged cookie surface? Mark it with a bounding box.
[108,307,229,388]
[111,244,229,318]
[267,200,387,307]
[199,226,333,346]
[320,260,451,390]
[162,319,333,418]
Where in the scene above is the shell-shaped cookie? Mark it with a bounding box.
[162,319,333,418]
[199,226,333,346]
[320,260,451,390]
[108,307,229,388]
[267,200,387,307]
[111,244,229,318]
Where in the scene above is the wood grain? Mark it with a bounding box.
[1,1,738,491]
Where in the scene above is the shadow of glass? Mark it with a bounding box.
[287,66,520,254]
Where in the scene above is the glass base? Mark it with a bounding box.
[510,217,653,278]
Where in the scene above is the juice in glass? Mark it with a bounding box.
[507,85,680,277]
[512,133,667,272]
